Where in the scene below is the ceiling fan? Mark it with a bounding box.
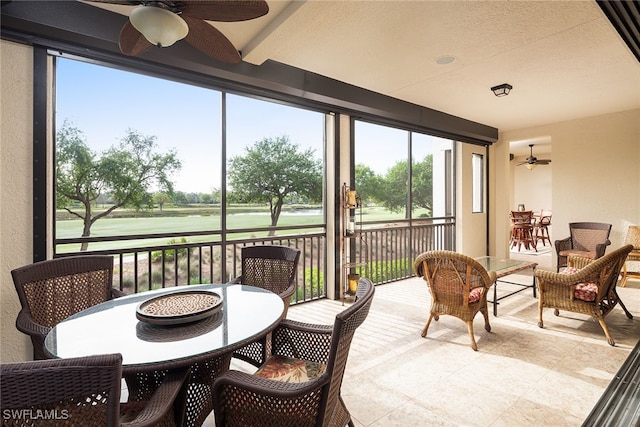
[517,144,551,169]
[84,0,269,64]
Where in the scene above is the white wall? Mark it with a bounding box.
[1,40,35,362]
[491,109,640,265]
[456,142,487,257]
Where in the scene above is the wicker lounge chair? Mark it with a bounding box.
[11,255,125,360]
[414,250,496,351]
[212,277,374,427]
[229,245,300,367]
[0,353,189,427]
[536,245,633,346]
[554,222,612,272]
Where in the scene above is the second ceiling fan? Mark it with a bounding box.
[517,144,551,169]
[85,0,269,64]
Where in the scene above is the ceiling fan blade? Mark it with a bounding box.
[516,161,528,166]
[183,16,241,64]
[537,160,551,164]
[182,0,268,22]
[83,0,143,5]
[119,20,153,56]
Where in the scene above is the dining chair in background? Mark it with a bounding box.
[510,210,537,252]
[0,353,190,427]
[620,225,640,287]
[414,250,497,351]
[533,209,552,246]
[536,245,633,346]
[212,277,375,427]
[228,245,301,367]
[554,222,612,272]
[11,255,125,360]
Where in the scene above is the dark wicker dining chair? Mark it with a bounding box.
[213,277,375,427]
[11,255,125,360]
[229,245,301,367]
[414,250,497,351]
[554,222,612,272]
[536,245,633,346]
[0,353,190,427]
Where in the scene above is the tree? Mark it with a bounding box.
[355,164,384,204]
[56,122,181,250]
[411,155,433,213]
[378,155,433,215]
[228,136,323,234]
[153,192,171,211]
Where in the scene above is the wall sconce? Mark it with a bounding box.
[525,163,537,170]
[130,5,189,47]
[491,83,513,97]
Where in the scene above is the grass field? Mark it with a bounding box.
[55,206,415,253]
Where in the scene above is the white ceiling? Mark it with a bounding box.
[85,0,640,155]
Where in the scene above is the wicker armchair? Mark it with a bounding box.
[536,245,633,346]
[554,222,612,272]
[229,245,301,367]
[11,255,125,360]
[0,353,189,427]
[414,250,496,351]
[212,278,375,427]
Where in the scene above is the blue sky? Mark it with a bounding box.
[56,57,434,193]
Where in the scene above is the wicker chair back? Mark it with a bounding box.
[11,255,124,359]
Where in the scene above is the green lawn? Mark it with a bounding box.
[55,205,422,252]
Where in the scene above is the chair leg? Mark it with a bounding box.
[537,299,544,328]
[421,314,434,337]
[615,290,633,319]
[621,263,628,287]
[597,317,615,346]
[481,306,491,332]
[466,321,478,351]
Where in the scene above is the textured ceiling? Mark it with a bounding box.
[44,1,640,154]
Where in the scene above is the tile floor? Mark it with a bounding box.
[205,247,640,426]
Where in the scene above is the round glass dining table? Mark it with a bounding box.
[45,283,284,369]
[44,283,285,427]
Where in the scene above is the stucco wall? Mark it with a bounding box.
[1,39,34,362]
[491,109,640,264]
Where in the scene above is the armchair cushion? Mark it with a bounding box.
[559,249,596,259]
[255,355,326,383]
[561,266,598,301]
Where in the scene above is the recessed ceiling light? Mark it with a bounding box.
[436,55,456,65]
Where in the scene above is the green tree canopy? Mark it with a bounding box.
[56,122,181,250]
[355,164,384,204]
[369,155,433,215]
[228,136,323,233]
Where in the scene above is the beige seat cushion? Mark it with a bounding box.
[255,355,326,383]
[559,250,596,259]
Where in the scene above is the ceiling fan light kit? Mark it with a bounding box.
[87,0,269,63]
[130,5,188,47]
[517,144,551,170]
[491,83,512,97]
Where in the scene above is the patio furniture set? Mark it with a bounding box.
[4,221,639,425]
[415,222,640,351]
[3,246,374,427]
